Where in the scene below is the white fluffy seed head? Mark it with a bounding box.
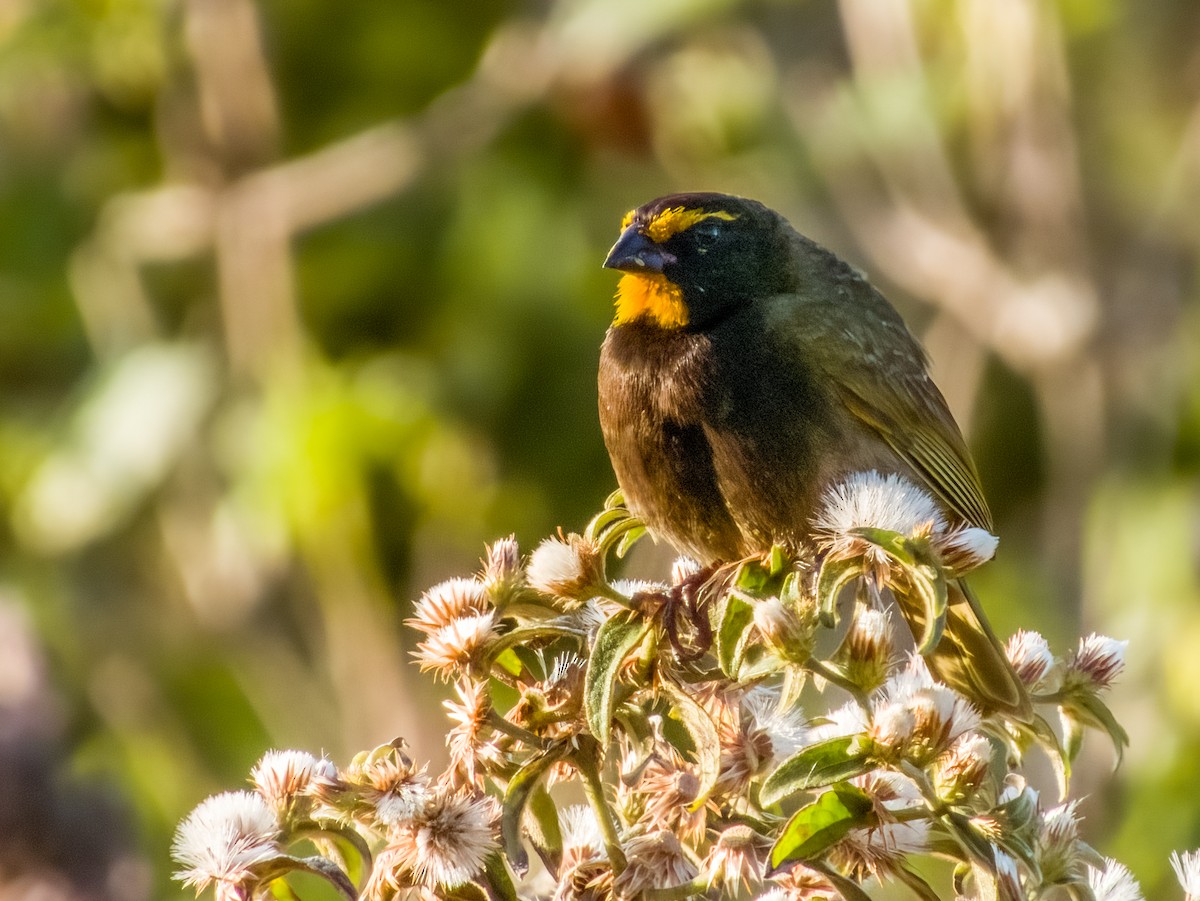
[1086,858,1144,901]
[1170,849,1200,899]
[527,534,605,603]
[172,791,281,891]
[814,472,945,542]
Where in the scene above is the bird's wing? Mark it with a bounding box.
[836,367,993,532]
[773,267,994,532]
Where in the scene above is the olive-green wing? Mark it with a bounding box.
[765,236,992,531]
[834,340,993,532]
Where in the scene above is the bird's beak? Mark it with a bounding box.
[603,227,673,273]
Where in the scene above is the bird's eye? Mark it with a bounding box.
[690,224,722,252]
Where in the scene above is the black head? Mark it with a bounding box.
[603,192,795,330]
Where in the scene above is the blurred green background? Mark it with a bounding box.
[1,0,1198,898]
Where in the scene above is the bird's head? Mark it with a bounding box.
[603,192,794,331]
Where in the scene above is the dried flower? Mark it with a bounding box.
[172,791,281,896]
[250,749,330,822]
[560,804,607,870]
[619,748,706,846]
[671,556,702,585]
[938,525,1000,574]
[813,472,997,575]
[361,844,416,901]
[614,829,698,898]
[761,869,838,901]
[1171,849,1200,900]
[444,679,496,788]
[527,533,606,604]
[408,578,490,635]
[1066,633,1127,691]
[389,789,498,888]
[1086,858,1144,901]
[1005,630,1056,690]
[704,825,766,896]
[553,860,614,901]
[344,744,430,828]
[412,611,498,681]
[830,772,928,879]
[807,701,870,743]
[742,686,809,763]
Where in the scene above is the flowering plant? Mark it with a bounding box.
[173,472,1174,901]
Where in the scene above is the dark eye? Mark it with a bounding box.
[691,224,722,252]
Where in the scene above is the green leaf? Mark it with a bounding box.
[735,558,772,595]
[585,612,650,748]
[483,851,520,901]
[493,647,524,677]
[769,544,787,576]
[659,682,722,811]
[854,528,947,653]
[717,593,755,678]
[760,736,876,807]
[257,855,358,901]
[768,783,876,871]
[1025,713,1072,800]
[816,557,863,629]
[510,645,547,681]
[291,823,373,889]
[1062,692,1129,765]
[615,524,647,558]
[489,624,589,662]
[938,811,998,869]
[501,743,571,875]
[895,863,943,901]
[585,491,647,558]
[525,786,563,875]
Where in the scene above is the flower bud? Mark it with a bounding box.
[1005,629,1056,690]
[753,595,814,665]
[931,733,992,804]
[482,535,524,605]
[835,607,893,692]
[1066,633,1127,691]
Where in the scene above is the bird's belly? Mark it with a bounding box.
[599,326,746,561]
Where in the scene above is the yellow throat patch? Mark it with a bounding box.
[614,272,688,329]
[612,206,738,328]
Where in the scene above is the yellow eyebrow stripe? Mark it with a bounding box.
[643,207,737,243]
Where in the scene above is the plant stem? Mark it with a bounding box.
[487,711,550,749]
[575,738,627,873]
[805,657,871,711]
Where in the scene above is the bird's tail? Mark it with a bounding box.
[897,579,1032,721]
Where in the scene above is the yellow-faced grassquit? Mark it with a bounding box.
[597,192,1029,717]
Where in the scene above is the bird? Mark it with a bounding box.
[596,191,1029,718]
